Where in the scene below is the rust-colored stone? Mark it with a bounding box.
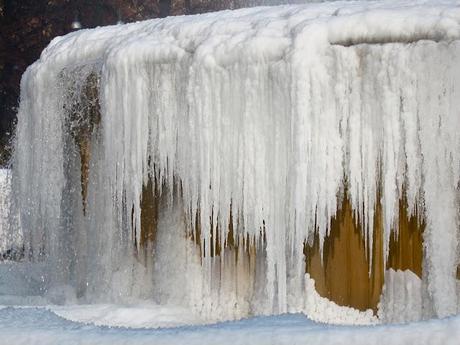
[305,195,384,311]
[387,199,424,278]
[69,72,100,215]
[140,177,160,248]
[305,194,423,312]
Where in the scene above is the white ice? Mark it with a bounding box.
[10,0,460,323]
[378,269,423,323]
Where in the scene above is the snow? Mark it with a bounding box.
[9,0,460,324]
[0,306,460,345]
[49,304,206,328]
[303,274,377,325]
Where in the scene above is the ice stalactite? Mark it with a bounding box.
[11,1,460,321]
[378,269,423,323]
[0,169,21,257]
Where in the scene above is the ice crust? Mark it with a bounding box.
[11,0,460,321]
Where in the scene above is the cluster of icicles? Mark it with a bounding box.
[11,0,460,321]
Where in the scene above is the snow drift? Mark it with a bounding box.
[2,307,460,345]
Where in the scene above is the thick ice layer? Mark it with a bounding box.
[12,0,460,321]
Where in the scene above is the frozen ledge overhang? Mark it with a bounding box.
[323,8,460,47]
[36,2,460,70]
[330,34,458,47]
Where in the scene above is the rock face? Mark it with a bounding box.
[0,0,296,166]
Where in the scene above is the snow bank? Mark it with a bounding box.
[1,307,460,345]
[11,0,460,322]
[49,304,205,329]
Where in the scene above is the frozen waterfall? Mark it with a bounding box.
[10,0,460,321]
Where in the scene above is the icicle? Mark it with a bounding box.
[11,1,460,321]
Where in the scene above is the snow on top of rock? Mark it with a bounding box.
[34,0,460,70]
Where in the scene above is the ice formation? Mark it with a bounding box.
[10,0,460,321]
[0,170,9,254]
[2,307,460,345]
[378,269,423,323]
[0,169,20,256]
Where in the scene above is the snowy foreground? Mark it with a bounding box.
[0,306,459,345]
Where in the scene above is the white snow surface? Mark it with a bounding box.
[49,304,206,328]
[0,306,460,345]
[11,0,460,323]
